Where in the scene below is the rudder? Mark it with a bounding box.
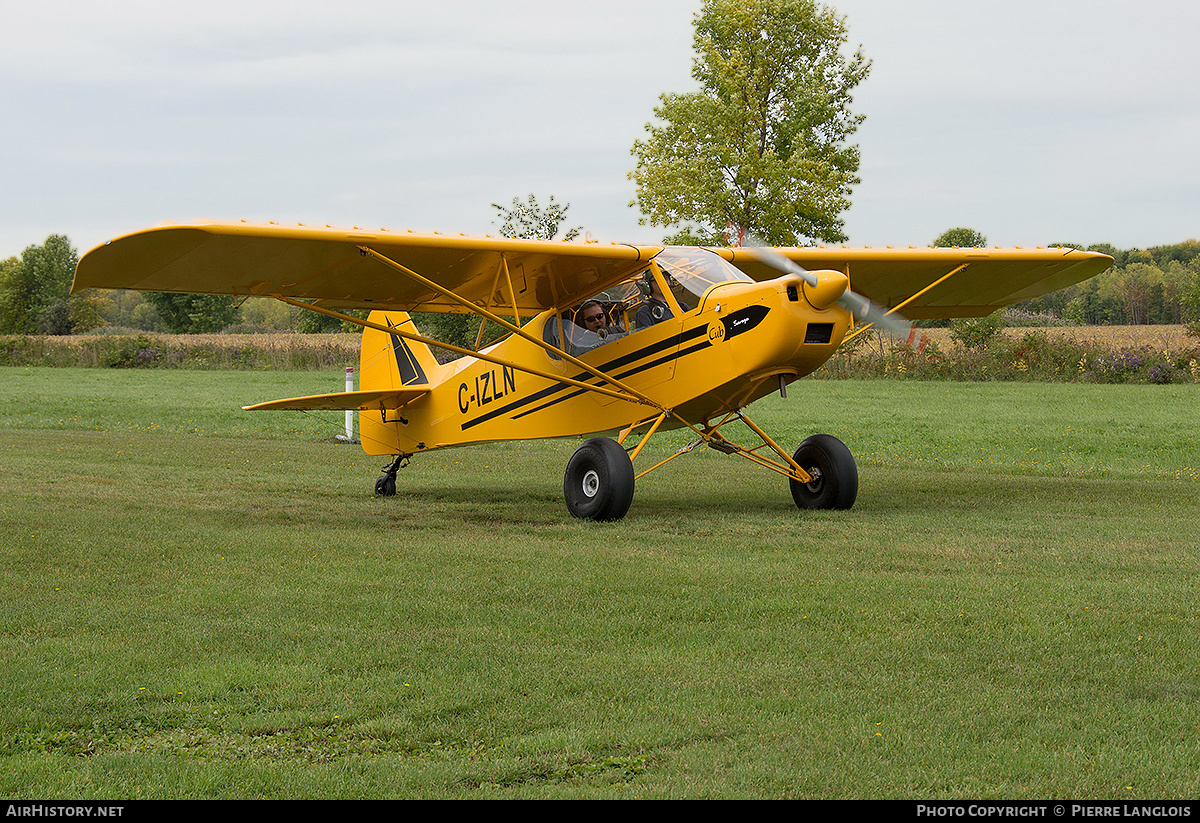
[357,311,442,456]
[360,311,441,391]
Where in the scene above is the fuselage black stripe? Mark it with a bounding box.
[460,323,711,431]
[509,337,716,422]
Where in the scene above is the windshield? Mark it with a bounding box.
[654,247,753,306]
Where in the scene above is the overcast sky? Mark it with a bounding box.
[3,0,1197,260]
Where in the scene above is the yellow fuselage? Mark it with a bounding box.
[357,273,850,456]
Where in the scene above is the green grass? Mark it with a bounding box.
[1,368,1197,798]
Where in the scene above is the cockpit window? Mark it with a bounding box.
[539,251,750,360]
[542,291,631,358]
[655,247,753,306]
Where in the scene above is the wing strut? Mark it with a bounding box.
[271,294,640,405]
[842,263,969,344]
[473,254,523,350]
[355,243,672,412]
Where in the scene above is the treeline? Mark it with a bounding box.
[0,234,465,341]
[0,235,357,336]
[1009,240,1200,327]
[3,234,1200,339]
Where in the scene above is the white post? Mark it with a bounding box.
[344,367,354,441]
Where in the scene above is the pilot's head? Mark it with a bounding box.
[579,300,606,331]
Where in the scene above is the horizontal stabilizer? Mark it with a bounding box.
[243,388,428,412]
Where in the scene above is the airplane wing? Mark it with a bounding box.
[719,246,1113,319]
[72,221,662,315]
[242,388,429,412]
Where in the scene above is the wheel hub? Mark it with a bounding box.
[805,466,824,493]
[581,469,600,498]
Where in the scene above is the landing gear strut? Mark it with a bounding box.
[374,453,411,497]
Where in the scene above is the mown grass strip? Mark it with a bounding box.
[0,369,1196,798]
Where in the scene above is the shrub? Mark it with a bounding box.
[949,312,1003,350]
[96,335,164,368]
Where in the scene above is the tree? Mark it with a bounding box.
[1182,265,1200,337]
[491,194,581,241]
[296,306,367,334]
[629,0,870,247]
[0,257,18,329]
[142,292,240,334]
[0,235,91,335]
[66,291,113,333]
[933,228,987,248]
[1160,260,1194,325]
[1099,263,1166,326]
[1064,278,1121,326]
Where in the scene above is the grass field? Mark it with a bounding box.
[1,368,1197,799]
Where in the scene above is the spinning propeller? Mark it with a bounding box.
[746,245,911,337]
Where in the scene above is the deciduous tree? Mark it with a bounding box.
[933,227,987,248]
[491,194,581,241]
[0,235,93,334]
[419,194,586,354]
[1182,266,1200,336]
[629,0,870,246]
[143,292,240,334]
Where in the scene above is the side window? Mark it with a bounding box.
[633,268,686,331]
[541,297,629,359]
[541,263,716,359]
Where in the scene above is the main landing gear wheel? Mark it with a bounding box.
[790,434,858,511]
[564,437,635,521]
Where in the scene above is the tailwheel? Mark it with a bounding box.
[373,453,410,498]
[374,474,396,497]
[563,437,635,521]
[790,434,858,510]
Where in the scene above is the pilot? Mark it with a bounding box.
[570,299,623,354]
[578,300,610,336]
[636,273,674,329]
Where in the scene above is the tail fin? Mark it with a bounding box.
[360,310,442,391]
[357,311,443,456]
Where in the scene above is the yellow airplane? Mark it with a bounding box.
[72,221,1112,520]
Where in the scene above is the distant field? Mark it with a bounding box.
[0,331,360,370]
[1,369,1197,799]
[917,324,1193,354]
[3,325,1194,372]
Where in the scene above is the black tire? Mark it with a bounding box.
[789,434,857,510]
[374,474,397,497]
[563,437,635,521]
